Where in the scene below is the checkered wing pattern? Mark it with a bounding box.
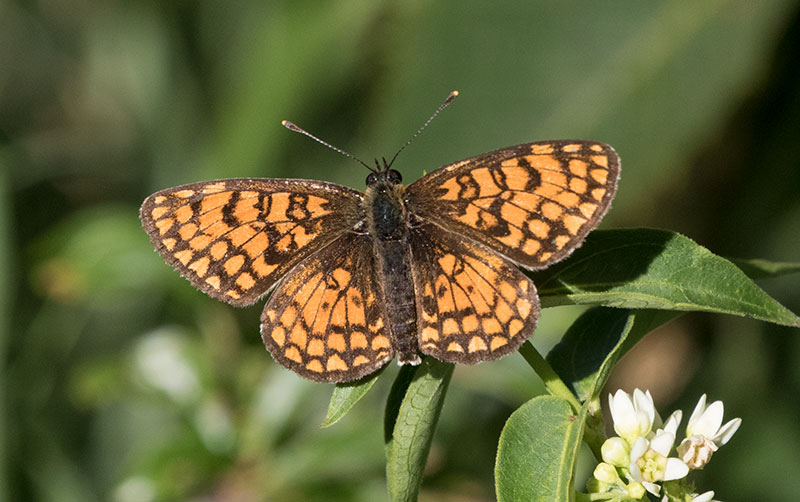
[261,233,393,382]
[409,223,539,364]
[140,178,363,306]
[405,141,620,269]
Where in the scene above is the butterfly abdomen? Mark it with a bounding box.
[365,180,421,365]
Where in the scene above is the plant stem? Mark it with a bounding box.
[518,341,581,412]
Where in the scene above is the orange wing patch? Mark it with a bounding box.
[261,233,393,382]
[410,223,539,364]
[140,178,363,306]
[405,140,620,270]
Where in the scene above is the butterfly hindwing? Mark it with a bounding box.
[405,140,620,270]
[140,178,363,306]
[409,222,539,364]
[261,233,393,382]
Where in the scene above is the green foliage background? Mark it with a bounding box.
[2,1,799,500]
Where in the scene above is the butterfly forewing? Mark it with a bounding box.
[405,140,620,270]
[261,233,393,382]
[409,223,539,363]
[140,178,363,306]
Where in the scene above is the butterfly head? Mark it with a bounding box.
[366,160,402,187]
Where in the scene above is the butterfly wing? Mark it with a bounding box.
[409,222,538,364]
[405,141,620,269]
[140,178,364,307]
[261,232,393,382]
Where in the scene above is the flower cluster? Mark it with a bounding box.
[587,389,741,501]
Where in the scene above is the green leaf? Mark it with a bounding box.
[532,228,800,327]
[728,258,800,280]
[546,308,678,403]
[321,367,384,428]
[385,358,454,502]
[495,396,586,502]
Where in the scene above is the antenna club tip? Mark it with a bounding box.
[281,120,288,126]
[444,90,459,104]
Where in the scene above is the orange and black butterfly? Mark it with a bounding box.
[140,92,620,383]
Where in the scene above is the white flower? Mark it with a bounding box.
[678,394,741,469]
[685,394,741,445]
[609,388,656,444]
[629,431,689,496]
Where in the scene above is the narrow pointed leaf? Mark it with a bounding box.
[385,357,454,502]
[495,396,586,502]
[321,367,384,427]
[532,228,800,327]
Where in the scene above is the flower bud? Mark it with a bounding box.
[593,462,621,485]
[601,437,630,467]
[626,481,646,499]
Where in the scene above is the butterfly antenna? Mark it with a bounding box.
[281,120,375,173]
[386,90,459,170]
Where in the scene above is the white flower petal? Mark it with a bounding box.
[663,457,690,480]
[691,490,716,502]
[629,461,642,481]
[643,481,661,496]
[662,410,682,436]
[650,431,675,456]
[634,389,656,426]
[690,401,724,437]
[630,436,649,462]
[611,390,638,437]
[714,417,742,445]
[687,394,708,428]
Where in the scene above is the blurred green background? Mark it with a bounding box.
[3,1,800,500]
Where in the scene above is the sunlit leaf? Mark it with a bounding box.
[533,229,800,327]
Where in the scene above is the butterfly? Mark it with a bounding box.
[140,93,620,383]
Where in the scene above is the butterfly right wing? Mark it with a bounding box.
[405,141,620,270]
[140,178,364,307]
[261,232,394,383]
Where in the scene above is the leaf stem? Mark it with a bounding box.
[519,341,581,412]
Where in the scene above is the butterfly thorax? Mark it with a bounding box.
[364,170,421,365]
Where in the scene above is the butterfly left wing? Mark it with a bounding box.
[405,140,620,270]
[261,232,394,383]
[409,222,539,364]
[140,178,363,307]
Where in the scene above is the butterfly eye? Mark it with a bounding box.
[366,172,378,186]
[387,169,402,184]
